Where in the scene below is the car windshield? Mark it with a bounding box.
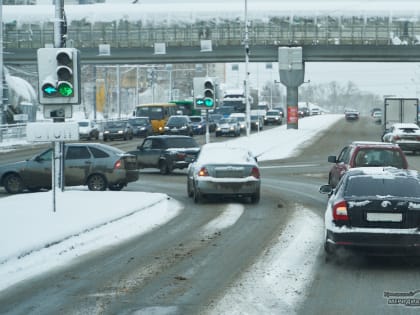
[78,121,89,127]
[106,121,125,128]
[345,175,420,197]
[266,111,279,115]
[220,118,235,124]
[190,117,203,123]
[129,118,148,125]
[168,117,187,124]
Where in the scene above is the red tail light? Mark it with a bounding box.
[114,160,122,169]
[251,167,260,179]
[333,200,349,221]
[176,152,186,159]
[198,167,209,176]
[393,135,400,141]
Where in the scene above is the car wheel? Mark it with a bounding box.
[109,183,125,191]
[193,185,202,204]
[87,174,107,191]
[159,160,169,175]
[250,191,260,204]
[4,173,24,194]
[187,179,193,197]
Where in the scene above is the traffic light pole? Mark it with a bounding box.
[53,0,66,211]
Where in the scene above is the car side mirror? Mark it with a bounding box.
[327,155,337,163]
[319,184,333,195]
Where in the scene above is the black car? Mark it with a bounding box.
[128,117,153,137]
[298,107,310,117]
[163,115,194,136]
[127,135,200,174]
[320,167,420,257]
[0,143,139,194]
[103,120,134,141]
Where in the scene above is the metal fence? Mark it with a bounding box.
[4,15,420,49]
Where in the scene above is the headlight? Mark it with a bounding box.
[140,127,146,130]
[164,126,169,131]
[118,130,123,134]
[104,131,109,134]
[180,126,187,130]
[216,127,221,131]
[230,126,234,131]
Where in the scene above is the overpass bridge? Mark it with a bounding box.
[3,1,420,128]
[3,1,420,64]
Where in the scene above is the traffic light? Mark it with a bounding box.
[37,47,81,105]
[203,77,215,109]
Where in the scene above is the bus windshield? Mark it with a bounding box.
[135,106,164,120]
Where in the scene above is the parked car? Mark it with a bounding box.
[164,115,193,136]
[187,143,261,203]
[103,120,133,141]
[298,107,310,117]
[229,113,246,133]
[128,117,153,137]
[320,167,420,257]
[264,110,283,125]
[127,135,200,174]
[189,115,207,135]
[77,119,99,140]
[344,108,360,121]
[327,141,408,188]
[382,123,420,154]
[0,143,139,194]
[215,117,241,137]
[250,114,264,131]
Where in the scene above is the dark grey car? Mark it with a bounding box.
[127,135,200,174]
[103,120,134,141]
[0,143,139,194]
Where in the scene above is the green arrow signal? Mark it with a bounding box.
[42,85,57,96]
[196,98,205,106]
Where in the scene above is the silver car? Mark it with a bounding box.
[0,143,139,194]
[187,143,261,203]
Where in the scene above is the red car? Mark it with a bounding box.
[327,141,408,188]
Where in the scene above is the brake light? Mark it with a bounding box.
[176,152,186,159]
[114,160,122,169]
[333,200,349,221]
[198,167,209,176]
[251,167,260,179]
[394,135,400,140]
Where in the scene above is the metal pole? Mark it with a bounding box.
[0,0,3,143]
[244,0,251,137]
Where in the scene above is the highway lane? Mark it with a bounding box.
[1,116,420,314]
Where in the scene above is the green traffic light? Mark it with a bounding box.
[204,98,214,107]
[196,98,205,106]
[58,82,74,97]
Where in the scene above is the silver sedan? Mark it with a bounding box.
[187,143,261,203]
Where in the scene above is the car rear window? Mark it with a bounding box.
[165,137,199,148]
[354,148,404,168]
[345,176,420,197]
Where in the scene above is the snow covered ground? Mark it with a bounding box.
[0,114,341,313]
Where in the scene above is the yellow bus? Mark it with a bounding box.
[133,103,178,134]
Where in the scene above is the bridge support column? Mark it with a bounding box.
[278,47,305,129]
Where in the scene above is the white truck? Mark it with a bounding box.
[383,97,419,136]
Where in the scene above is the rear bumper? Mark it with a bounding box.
[326,228,420,255]
[196,178,260,196]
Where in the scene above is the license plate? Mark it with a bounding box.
[366,212,402,222]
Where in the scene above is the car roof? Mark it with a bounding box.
[198,143,257,165]
[346,166,418,179]
[145,135,193,139]
[351,141,400,148]
[392,123,420,129]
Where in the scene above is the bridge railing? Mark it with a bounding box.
[3,16,420,49]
